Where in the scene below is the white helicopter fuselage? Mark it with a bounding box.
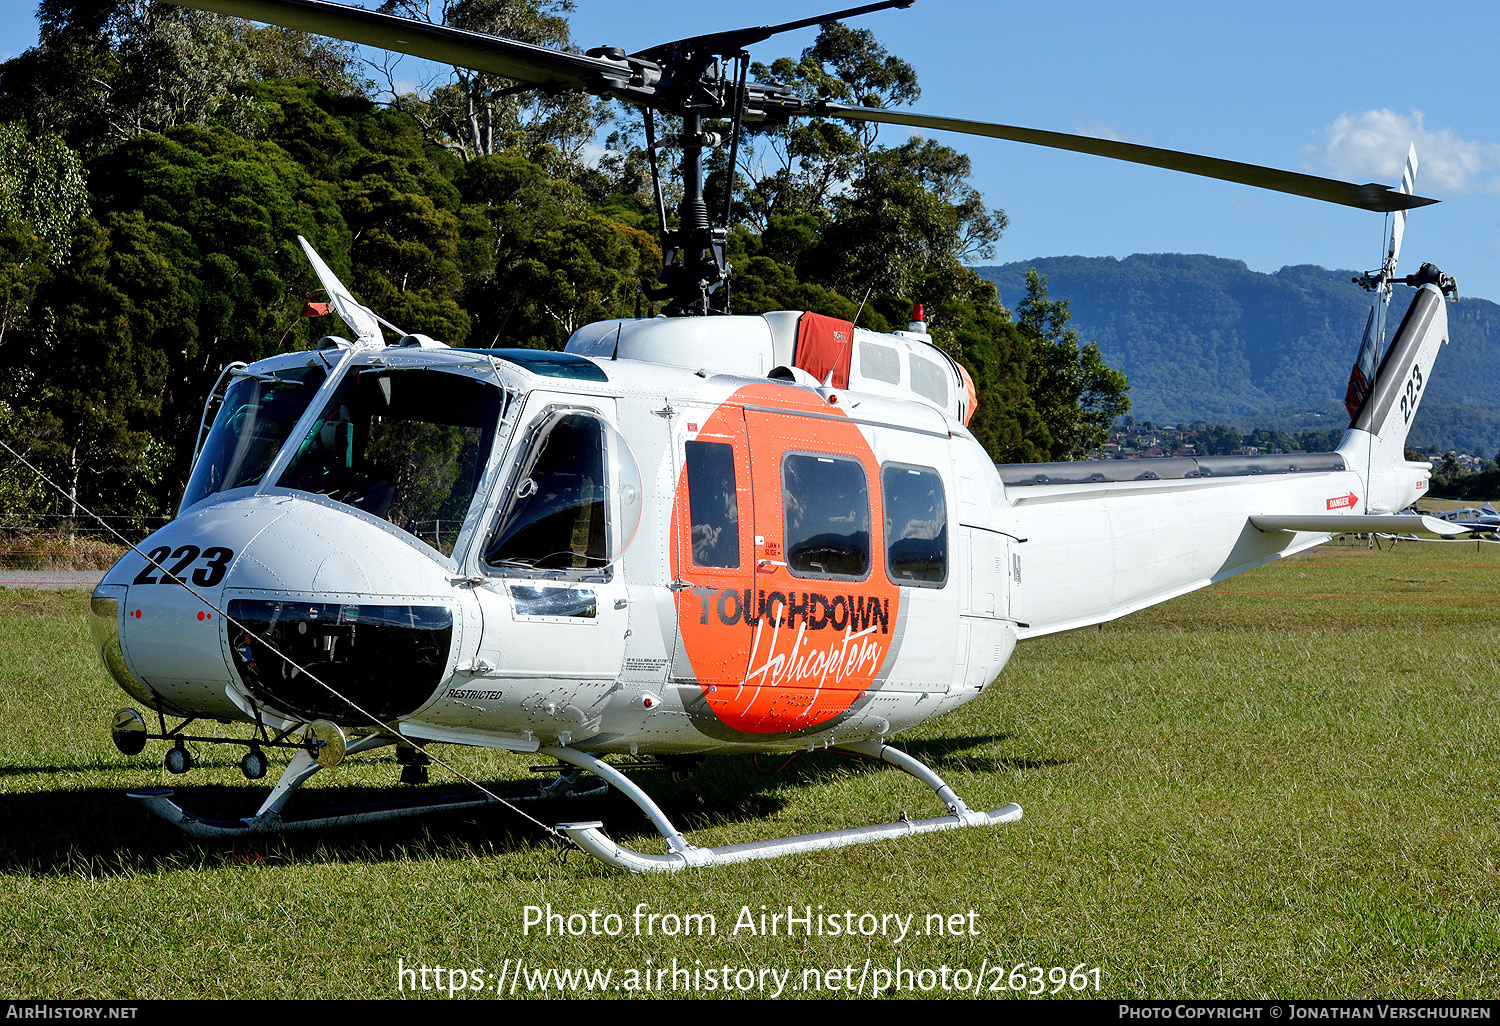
[92,315,1018,757]
[90,286,1449,767]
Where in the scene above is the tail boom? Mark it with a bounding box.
[1004,462,1366,638]
[999,275,1453,638]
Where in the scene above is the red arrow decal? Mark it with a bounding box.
[1326,492,1358,510]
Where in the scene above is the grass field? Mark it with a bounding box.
[2,536,1498,1000]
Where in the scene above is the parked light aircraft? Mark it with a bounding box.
[87,0,1464,871]
[1429,505,1500,534]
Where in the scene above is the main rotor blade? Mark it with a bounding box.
[169,0,1436,215]
[169,0,636,92]
[631,0,913,61]
[816,102,1439,213]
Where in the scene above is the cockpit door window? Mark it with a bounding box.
[482,405,642,578]
[484,410,611,574]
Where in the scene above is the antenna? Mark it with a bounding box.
[298,236,392,347]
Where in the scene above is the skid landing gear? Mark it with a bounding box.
[548,739,1022,873]
[128,736,608,839]
[128,735,1019,871]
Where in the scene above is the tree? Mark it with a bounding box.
[0,124,87,350]
[20,216,168,525]
[0,123,88,255]
[818,137,1006,304]
[514,213,658,340]
[376,0,603,170]
[19,124,350,512]
[0,6,1136,525]
[0,122,92,523]
[0,1,257,155]
[718,23,1007,328]
[0,401,49,527]
[234,23,370,96]
[743,20,920,227]
[1198,423,1243,456]
[945,298,1044,462]
[254,81,483,346]
[1015,270,1130,460]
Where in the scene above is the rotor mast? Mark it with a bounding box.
[626,41,734,317]
[615,2,916,316]
[665,103,727,316]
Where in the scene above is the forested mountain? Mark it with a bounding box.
[0,1,1129,526]
[978,255,1500,453]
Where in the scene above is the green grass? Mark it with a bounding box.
[3,539,1499,999]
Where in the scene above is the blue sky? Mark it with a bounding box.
[3,1,1498,304]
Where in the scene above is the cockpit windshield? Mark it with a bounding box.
[277,367,503,557]
[180,362,328,513]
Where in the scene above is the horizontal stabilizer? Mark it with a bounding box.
[1250,513,1467,537]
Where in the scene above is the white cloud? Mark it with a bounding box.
[1308,110,1500,195]
[1075,122,1139,144]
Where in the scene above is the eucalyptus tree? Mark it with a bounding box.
[0,1,258,154]
[376,0,605,171]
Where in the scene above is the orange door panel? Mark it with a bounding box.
[671,383,900,735]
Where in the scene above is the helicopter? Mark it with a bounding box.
[84,0,1466,872]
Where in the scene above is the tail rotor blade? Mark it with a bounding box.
[1346,144,1421,423]
[1386,143,1419,277]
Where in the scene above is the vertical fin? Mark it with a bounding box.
[1350,275,1447,447]
[1340,271,1451,512]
